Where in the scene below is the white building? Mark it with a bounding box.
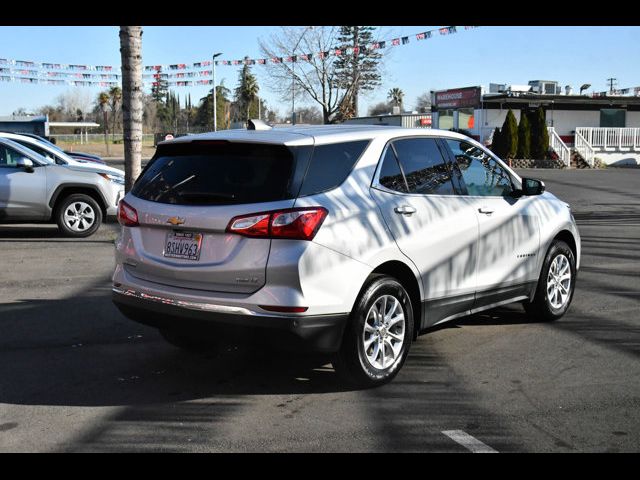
[431,83,640,166]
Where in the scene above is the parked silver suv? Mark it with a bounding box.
[112,124,580,386]
[0,137,124,237]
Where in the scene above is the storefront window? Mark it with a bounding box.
[458,108,475,130]
[439,109,454,130]
[600,109,625,128]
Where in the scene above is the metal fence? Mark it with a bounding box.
[49,133,156,145]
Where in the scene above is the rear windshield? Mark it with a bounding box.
[132,141,306,206]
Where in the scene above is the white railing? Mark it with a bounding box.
[574,130,596,167]
[548,127,571,167]
[575,127,640,150]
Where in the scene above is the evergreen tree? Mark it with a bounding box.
[517,110,531,159]
[333,26,383,119]
[502,109,519,159]
[490,127,504,158]
[195,81,231,130]
[530,107,549,159]
[151,68,168,104]
[234,59,259,123]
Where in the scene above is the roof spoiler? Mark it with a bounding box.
[247,119,272,131]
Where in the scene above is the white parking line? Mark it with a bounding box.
[442,430,498,453]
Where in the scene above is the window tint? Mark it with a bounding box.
[393,138,455,195]
[132,142,299,205]
[0,145,23,167]
[378,147,407,193]
[298,140,369,196]
[446,139,512,197]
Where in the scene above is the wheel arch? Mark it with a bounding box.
[370,260,422,341]
[49,184,108,219]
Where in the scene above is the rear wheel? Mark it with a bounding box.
[524,240,576,322]
[55,193,102,237]
[333,275,414,388]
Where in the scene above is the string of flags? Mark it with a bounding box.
[592,86,640,96]
[0,26,478,88]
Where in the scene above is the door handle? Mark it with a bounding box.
[478,206,495,215]
[394,205,416,215]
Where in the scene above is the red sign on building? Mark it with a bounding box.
[435,87,482,109]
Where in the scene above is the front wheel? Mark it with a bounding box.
[55,193,102,237]
[333,275,414,388]
[524,240,576,322]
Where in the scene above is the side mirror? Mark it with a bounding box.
[522,178,545,196]
[16,157,34,173]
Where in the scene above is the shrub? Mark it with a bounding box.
[517,111,531,159]
[530,107,549,159]
[490,126,504,157]
[502,109,518,159]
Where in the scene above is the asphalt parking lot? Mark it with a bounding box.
[0,168,639,452]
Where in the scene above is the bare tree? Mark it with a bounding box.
[56,89,94,120]
[368,101,392,116]
[415,92,432,113]
[119,26,143,192]
[259,26,359,124]
[295,105,323,124]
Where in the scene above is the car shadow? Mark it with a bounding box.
[0,283,356,408]
[0,281,545,409]
[0,223,118,242]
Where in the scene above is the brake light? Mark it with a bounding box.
[226,207,328,241]
[118,200,139,227]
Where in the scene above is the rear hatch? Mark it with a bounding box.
[124,140,311,294]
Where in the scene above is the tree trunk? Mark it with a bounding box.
[103,109,110,156]
[111,106,118,143]
[119,26,143,193]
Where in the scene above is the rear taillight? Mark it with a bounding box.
[118,200,139,227]
[226,207,328,241]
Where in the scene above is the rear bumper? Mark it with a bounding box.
[112,287,348,353]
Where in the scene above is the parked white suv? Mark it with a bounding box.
[112,124,580,387]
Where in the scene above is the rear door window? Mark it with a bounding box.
[378,146,408,193]
[392,138,456,195]
[132,141,301,205]
[297,140,370,196]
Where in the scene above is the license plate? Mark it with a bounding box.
[164,231,203,261]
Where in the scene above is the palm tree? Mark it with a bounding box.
[108,86,122,142]
[119,26,143,192]
[387,87,405,109]
[98,91,110,156]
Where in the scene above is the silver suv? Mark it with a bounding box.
[112,125,580,386]
[0,137,124,237]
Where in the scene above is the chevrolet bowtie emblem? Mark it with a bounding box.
[167,216,185,226]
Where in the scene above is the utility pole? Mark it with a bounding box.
[212,52,223,131]
[607,77,617,94]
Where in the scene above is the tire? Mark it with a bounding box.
[55,193,103,238]
[524,240,576,322]
[159,328,219,353]
[333,275,414,388]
